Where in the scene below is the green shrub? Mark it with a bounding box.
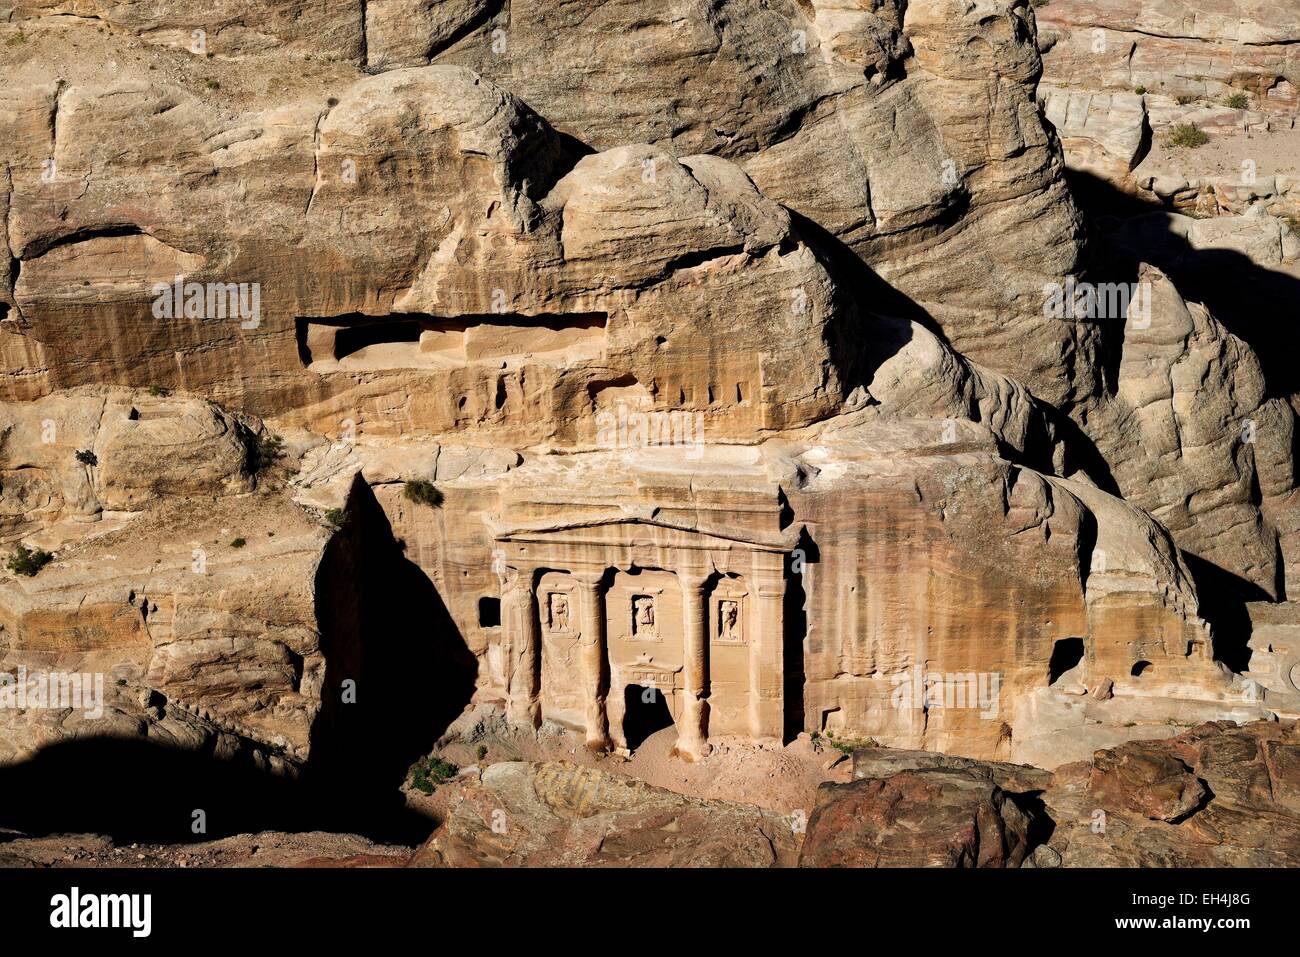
[242,430,284,478]
[403,479,443,508]
[1166,122,1210,148]
[1175,94,1197,106]
[5,32,26,46]
[7,544,53,577]
[147,385,172,397]
[826,733,880,755]
[324,508,346,528]
[408,755,459,794]
[476,744,489,762]
[230,537,246,548]
[75,449,98,467]
[1133,86,1147,95]
[1226,91,1250,109]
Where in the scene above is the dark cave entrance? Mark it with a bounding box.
[1048,637,1086,685]
[622,684,675,751]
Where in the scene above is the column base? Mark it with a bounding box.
[506,701,541,732]
[671,736,712,763]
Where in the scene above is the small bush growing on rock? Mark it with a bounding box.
[476,744,489,762]
[1226,91,1250,109]
[75,449,97,467]
[324,508,346,528]
[408,755,459,794]
[1166,123,1210,148]
[7,544,53,577]
[243,430,284,479]
[1175,94,1197,106]
[230,537,246,549]
[1133,86,1147,95]
[147,385,172,397]
[403,479,443,508]
[825,731,880,755]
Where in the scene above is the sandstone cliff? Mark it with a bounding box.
[0,1,1297,829]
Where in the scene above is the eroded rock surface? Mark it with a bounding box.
[804,720,1300,867]
[0,1,1296,859]
[412,760,800,867]
[800,767,1038,867]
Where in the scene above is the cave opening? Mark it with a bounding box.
[622,684,675,751]
[1048,637,1085,685]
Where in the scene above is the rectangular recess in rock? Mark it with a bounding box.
[296,312,608,371]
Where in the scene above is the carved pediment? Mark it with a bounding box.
[487,512,800,553]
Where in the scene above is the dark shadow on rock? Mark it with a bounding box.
[1067,168,1300,402]
[1183,552,1270,673]
[0,474,477,847]
[1064,168,1299,651]
[784,534,813,745]
[0,736,330,844]
[788,207,1122,490]
[305,473,478,843]
[1006,788,1056,854]
[788,208,928,399]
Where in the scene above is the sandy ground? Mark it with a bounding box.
[1137,127,1300,185]
[422,716,854,824]
[0,829,410,868]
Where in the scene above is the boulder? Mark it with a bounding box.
[411,761,800,867]
[799,767,1037,867]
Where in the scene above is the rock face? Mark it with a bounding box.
[1035,2,1300,614]
[408,720,1300,868]
[800,767,1037,867]
[0,0,1297,828]
[1045,720,1300,866]
[802,720,1300,867]
[1038,0,1300,118]
[412,760,800,867]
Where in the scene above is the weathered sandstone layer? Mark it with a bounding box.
[0,3,1296,828]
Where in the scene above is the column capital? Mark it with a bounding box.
[676,568,711,591]
[571,568,605,588]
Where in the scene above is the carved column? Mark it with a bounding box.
[504,572,540,730]
[575,572,612,751]
[676,570,711,761]
[606,673,629,753]
[751,565,786,743]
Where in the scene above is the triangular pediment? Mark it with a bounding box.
[487,511,799,552]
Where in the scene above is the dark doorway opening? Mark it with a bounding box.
[783,534,815,743]
[1048,637,1086,685]
[623,684,674,751]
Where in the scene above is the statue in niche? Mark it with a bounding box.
[719,599,741,642]
[548,593,570,633]
[632,595,656,638]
